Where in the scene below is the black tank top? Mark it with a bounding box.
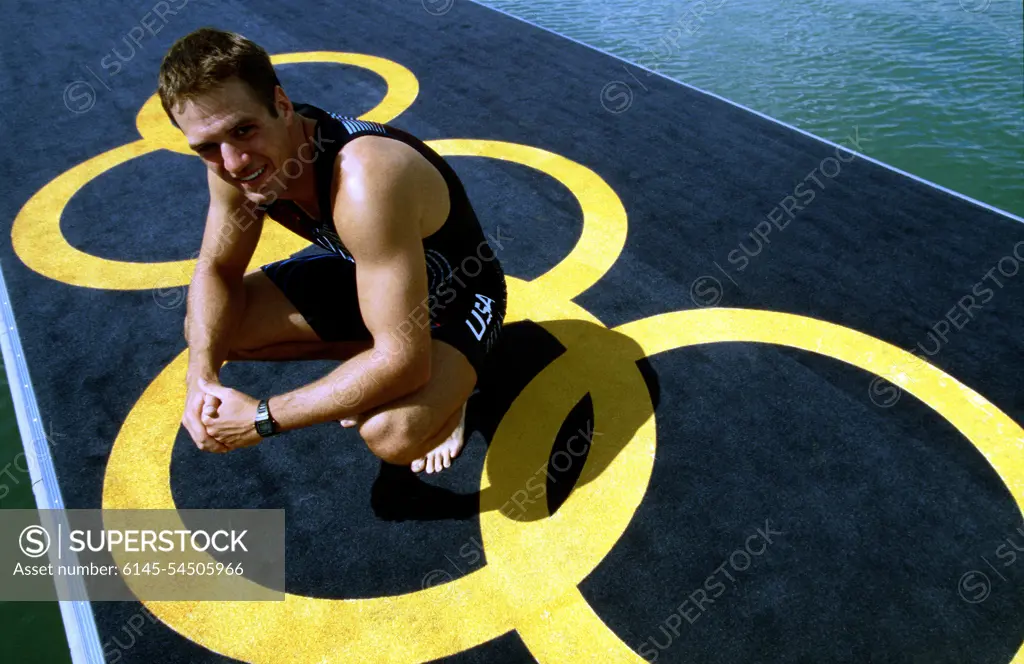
[259,103,498,294]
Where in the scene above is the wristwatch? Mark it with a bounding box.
[254,399,278,437]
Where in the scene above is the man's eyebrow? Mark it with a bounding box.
[188,116,259,150]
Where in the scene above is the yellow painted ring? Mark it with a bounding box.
[11,143,624,300]
[103,276,660,663]
[427,140,628,301]
[513,307,1024,663]
[11,52,419,290]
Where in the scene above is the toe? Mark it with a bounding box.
[411,458,425,473]
[442,449,451,469]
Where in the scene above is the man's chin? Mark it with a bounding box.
[243,189,272,206]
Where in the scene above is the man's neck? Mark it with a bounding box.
[283,114,321,214]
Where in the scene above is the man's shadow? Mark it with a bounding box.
[371,319,659,522]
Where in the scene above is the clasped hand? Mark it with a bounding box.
[182,377,263,453]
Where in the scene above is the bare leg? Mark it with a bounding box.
[192,269,374,363]
[226,339,371,362]
[355,340,477,473]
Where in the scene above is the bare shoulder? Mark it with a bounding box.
[339,135,430,200]
[331,136,441,251]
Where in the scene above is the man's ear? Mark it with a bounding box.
[274,86,293,122]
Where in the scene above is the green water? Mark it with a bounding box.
[478,0,1024,218]
[1,1,1020,659]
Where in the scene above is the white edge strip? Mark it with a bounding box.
[0,261,105,664]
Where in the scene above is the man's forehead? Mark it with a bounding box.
[179,104,258,145]
[185,106,248,133]
[176,82,263,139]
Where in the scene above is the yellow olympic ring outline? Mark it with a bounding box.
[10,52,1023,662]
[12,52,419,290]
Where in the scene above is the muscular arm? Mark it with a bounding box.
[267,146,432,430]
[186,170,264,381]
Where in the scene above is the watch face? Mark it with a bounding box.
[255,400,274,436]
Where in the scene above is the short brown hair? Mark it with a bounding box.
[158,27,281,127]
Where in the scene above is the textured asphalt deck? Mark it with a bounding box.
[2,0,1024,662]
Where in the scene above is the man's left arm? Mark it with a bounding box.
[266,148,433,431]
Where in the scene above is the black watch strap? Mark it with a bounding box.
[254,399,277,437]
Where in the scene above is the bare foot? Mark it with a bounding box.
[412,402,467,474]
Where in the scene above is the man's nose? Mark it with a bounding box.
[222,144,249,175]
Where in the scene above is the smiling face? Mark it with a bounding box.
[173,76,305,206]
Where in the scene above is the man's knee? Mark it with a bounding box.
[360,410,429,464]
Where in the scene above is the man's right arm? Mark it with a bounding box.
[182,171,264,451]
[186,169,265,380]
